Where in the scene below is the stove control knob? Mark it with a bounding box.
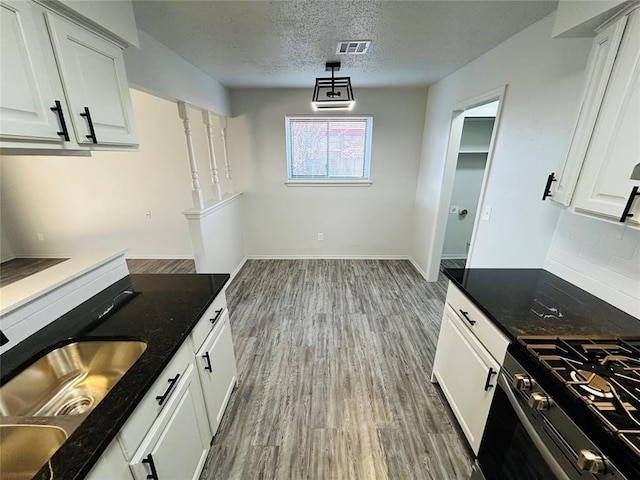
[577,450,606,474]
[528,392,551,410]
[512,374,533,391]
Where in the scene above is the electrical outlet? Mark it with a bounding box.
[482,205,492,222]
[317,233,324,241]
[146,210,152,219]
[36,233,44,241]
[449,205,459,214]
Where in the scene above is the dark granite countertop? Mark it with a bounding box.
[0,273,229,480]
[442,268,640,340]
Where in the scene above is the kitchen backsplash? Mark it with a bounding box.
[544,210,640,318]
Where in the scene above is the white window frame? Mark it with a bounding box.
[285,115,373,186]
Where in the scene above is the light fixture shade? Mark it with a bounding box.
[311,62,355,111]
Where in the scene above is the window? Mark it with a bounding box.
[285,116,373,184]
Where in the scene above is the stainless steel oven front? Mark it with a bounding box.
[471,351,627,480]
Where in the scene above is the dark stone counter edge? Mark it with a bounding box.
[0,273,230,480]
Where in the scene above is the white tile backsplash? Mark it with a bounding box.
[545,210,640,318]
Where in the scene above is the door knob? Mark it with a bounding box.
[459,209,468,218]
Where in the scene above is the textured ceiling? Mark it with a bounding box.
[132,0,558,88]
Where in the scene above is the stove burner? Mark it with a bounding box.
[569,369,614,398]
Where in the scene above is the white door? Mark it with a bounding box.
[196,313,238,435]
[432,304,500,454]
[0,0,67,142]
[45,12,137,146]
[129,365,210,480]
[573,10,640,224]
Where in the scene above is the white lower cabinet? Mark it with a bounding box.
[432,282,509,455]
[195,311,238,435]
[86,438,133,480]
[129,364,210,480]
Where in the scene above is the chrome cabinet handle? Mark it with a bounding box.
[155,373,180,406]
[210,308,224,324]
[142,453,160,480]
[50,100,70,141]
[79,106,98,143]
[459,309,476,326]
[619,186,639,222]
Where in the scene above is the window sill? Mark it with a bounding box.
[285,180,372,187]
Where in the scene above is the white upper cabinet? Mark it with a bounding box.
[572,8,640,225]
[0,0,69,143]
[0,0,137,152]
[45,12,137,146]
[550,6,640,226]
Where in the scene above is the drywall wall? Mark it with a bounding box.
[124,29,230,117]
[412,13,593,280]
[184,194,245,275]
[53,0,139,46]
[553,0,627,37]
[545,211,639,318]
[0,89,198,258]
[1,227,15,262]
[229,87,427,257]
[442,154,486,258]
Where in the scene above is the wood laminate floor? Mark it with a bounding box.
[126,258,196,274]
[201,259,473,480]
[0,258,68,288]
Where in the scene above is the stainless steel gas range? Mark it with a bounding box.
[472,336,640,480]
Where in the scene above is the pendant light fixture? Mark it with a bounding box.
[311,61,355,111]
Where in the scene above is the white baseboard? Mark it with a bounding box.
[441,255,467,260]
[0,254,17,263]
[125,254,195,260]
[229,256,248,281]
[8,253,71,259]
[407,256,429,281]
[245,254,411,260]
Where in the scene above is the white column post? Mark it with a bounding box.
[177,101,204,209]
[202,111,223,202]
[220,117,234,193]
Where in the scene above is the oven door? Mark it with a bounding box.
[473,371,575,480]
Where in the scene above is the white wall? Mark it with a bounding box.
[545,211,640,317]
[442,154,486,258]
[1,227,15,262]
[125,30,230,117]
[229,88,427,257]
[0,89,197,259]
[412,13,593,280]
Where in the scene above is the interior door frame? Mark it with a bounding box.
[429,85,507,278]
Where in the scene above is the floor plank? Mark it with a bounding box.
[0,258,68,288]
[201,259,473,479]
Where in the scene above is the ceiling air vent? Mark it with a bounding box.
[336,40,371,55]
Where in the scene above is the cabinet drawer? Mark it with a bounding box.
[191,291,227,352]
[118,341,192,458]
[445,282,509,363]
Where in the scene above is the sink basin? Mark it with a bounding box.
[0,340,146,417]
[0,424,67,480]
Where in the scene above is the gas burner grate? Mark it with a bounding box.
[519,336,640,435]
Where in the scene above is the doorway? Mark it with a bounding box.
[441,102,498,269]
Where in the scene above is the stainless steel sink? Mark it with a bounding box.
[0,340,147,417]
[0,424,67,480]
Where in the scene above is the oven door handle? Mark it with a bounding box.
[498,373,571,480]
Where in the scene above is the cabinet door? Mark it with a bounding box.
[45,12,137,146]
[130,364,210,480]
[0,0,67,142]
[195,312,237,435]
[572,10,640,224]
[552,15,627,205]
[432,304,500,454]
[86,438,133,480]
